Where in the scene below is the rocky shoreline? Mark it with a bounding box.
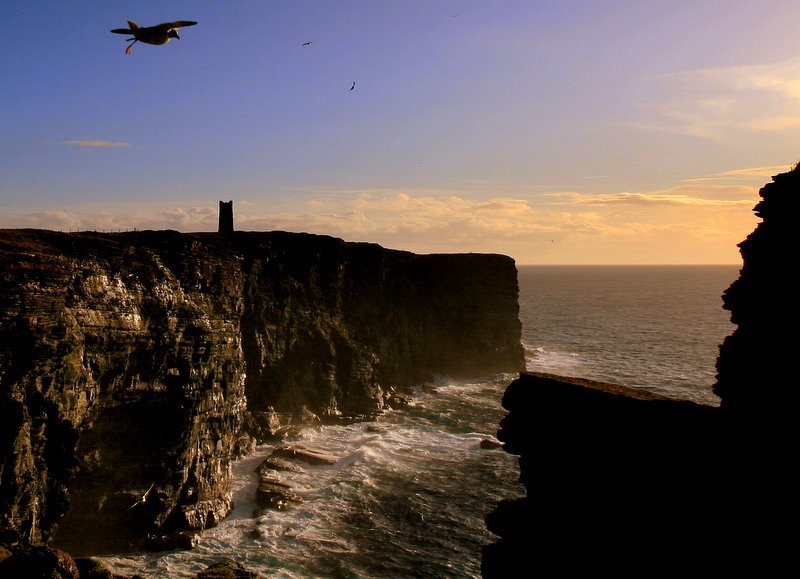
[1,436,360,578]
[1,382,506,577]
[0,228,524,568]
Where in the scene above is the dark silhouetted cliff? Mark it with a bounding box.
[484,165,798,576]
[714,164,799,418]
[482,372,722,576]
[0,229,524,554]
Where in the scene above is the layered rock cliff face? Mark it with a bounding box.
[0,229,524,554]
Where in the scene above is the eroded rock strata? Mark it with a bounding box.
[0,229,524,554]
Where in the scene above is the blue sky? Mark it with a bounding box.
[2,1,800,263]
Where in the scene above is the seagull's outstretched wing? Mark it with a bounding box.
[155,21,197,31]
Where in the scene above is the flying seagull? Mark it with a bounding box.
[111,20,197,55]
[126,482,155,510]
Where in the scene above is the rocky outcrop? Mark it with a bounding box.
[482,372,721,576]
[197,558,261,578]
[0,545,258,579]
[0,229,524,554]
[484,166,799,575]
[714,164,799,419]
[0,545,80,579]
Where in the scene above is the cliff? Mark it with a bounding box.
[482,372,721,575]
[714,164,799,419]
[484,165,798,576]
[0,229,524,554]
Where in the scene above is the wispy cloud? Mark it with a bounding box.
[550,182,758,205]
[58,139,132,148]
[560,192,754,207]
[640,57,800,138]
[742,115,800,132]
[682,164,794,183]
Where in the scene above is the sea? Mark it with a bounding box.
[100,264,739,578]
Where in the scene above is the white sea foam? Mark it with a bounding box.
[524,343,584,375]
[99,379,519,578]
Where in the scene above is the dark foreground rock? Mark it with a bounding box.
[0,545,79,579]
[714,163,800,420]
[197,558,260,578]
[0,229,524,554]
[482,372,722,576]
[0,545,257,579]
[75,557,116,579]
[485,164,800,577]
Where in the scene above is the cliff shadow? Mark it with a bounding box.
[51,398,191,556]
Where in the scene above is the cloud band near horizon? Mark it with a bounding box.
[0,178,761,264]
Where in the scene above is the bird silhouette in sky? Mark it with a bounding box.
[302,41,313,46]
[111,20,197,55]
[126,482,155,510]
[350,81,356,91]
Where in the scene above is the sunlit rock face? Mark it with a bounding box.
[0,229,524,553]
[714,165,799,418]
[0,231,247,554]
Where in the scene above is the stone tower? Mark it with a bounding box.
[218,200,234,233]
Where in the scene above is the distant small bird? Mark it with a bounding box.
[302,41,313,46]
[350,81,356,91]
[111,20,197,55]
[126,482,155,510]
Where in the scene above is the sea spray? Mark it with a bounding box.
[99,375,522,578]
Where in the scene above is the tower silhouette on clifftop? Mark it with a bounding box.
[218,200,234,233]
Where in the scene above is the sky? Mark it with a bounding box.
[2,1,800,264]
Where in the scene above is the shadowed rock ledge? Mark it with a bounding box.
[0,229,524,555]
[482,372,722,576]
